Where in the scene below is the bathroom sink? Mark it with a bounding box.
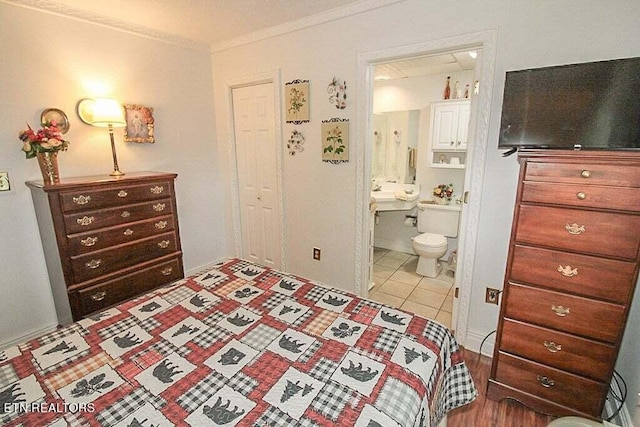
[371,183,419,211]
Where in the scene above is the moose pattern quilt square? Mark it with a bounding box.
[0,258,476,426]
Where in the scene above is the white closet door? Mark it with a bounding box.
[232,83,281,268]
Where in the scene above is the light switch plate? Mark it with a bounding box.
[0,172,10,192]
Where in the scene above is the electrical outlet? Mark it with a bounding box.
[485,287,500,305]
[313,247,321,261]
[0,172,10,192]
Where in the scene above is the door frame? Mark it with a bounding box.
[226,70,287,270]
[355,30,497,346]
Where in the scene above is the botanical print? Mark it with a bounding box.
[123,104,155,143]
[287,129,305,155]
[321,118,349,163]
[285,80,309,123]
[327,77,347,109]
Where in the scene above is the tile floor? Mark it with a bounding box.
[368,247,455,329]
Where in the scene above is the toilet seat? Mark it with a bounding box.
[413,232,447,248]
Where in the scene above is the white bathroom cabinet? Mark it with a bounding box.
[428,100,470,169]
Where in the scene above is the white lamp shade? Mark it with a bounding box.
[91,98,126,128]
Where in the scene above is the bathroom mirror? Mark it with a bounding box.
[372,110,419,184]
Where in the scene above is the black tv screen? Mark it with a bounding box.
[498,57,640,151]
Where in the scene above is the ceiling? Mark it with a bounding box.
[12,0,474,78]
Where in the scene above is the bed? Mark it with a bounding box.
[0,258,476,426]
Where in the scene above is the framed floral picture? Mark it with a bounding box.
[124,104,155,143]
[321,118,349,163]
[285,80,310,124]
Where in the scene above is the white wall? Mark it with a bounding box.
[211,0,640,421]
[0,3,228,345]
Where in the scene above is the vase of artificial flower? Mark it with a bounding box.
[19,121,69,185]
[433,183,454,205]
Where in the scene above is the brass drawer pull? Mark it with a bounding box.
[557,265,578,277]
[551,305,570,317]
[544,341,562,353]
[161,267,173,276]
[565,223,585,235]
[77,216,95,226]
[581,170,591,178]
[73,195,91,205]
[576,191,586,200]
[153,203,166,212]
[158,240,170,249]
[150,185,165,195]
[155,220,168,229]
[121,211,131,218]
[90,291,107,301]
[118,190,128,198]
[86,259,102,269]
[537,375,555,388]
[80,236,98,247]
[124,228,134,236]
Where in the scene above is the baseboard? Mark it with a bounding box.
[0,323,58,351]
[463,328,495,357]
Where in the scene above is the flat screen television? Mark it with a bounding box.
[498,56,640,154]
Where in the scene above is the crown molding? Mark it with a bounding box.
[210,0,406,52]
[2,0,211,52]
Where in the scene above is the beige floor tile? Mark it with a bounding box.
[417,277,452,295]
[435,310,452,329]
[375,256,405,269]
[440,295,453,313]
[400,300,438,319]
[383,250,412,262]
[399,256,418,272]
[373,264,395,279]
[389,269,422,286]
[407,287,447,309]
[368,291,405,309]
[377,280,416,299]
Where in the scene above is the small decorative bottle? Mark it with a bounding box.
[454,80,461,99]
[464,84,470,99]
[443,76,451,100]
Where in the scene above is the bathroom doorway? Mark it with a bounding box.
[356,30,497,346]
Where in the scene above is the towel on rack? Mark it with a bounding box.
[408,148,417,168]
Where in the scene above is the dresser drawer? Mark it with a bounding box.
[67,215,175,255]
[71,257,183,318]
[500,319,616,382]
[71,232,179,283]
[504,283,625,343]
[64,199,173,234]
[60,181,172,213]
[516,205,640,259]
[494,352,606,416]
[524,161,640,187]
[510,245,636,304]
[521,181,640,211]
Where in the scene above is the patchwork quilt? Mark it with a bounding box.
[0,258,476,426]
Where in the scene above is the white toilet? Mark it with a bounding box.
[412,201,461,277]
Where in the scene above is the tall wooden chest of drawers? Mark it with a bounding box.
[487,150,640,420]
[27,172,184,324]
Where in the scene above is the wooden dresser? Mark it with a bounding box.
[27,172,184,324]
[487,150,640,420]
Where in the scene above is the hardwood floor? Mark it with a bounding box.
[448,348,556,427]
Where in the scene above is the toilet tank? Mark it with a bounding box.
[417,202,461,237]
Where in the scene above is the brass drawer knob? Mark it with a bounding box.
[118,190,128,198]
[551,304,570,317]
[565,223,585,235]
[537,375,555,388]
[155,221,168,229]
[557,265,578,277]
[73,195,91,205]
[150,186,165,195]
[153,203,166,212]
[86,259,102,269]
[161,267,173,276]
[90,291,107,301]
[576,191,586,200]
[581,170,591,178]
[124,229,134,236]
[121,211,131,218]
[77,216,95,226]
[80,236,98,247]
[543,341,562,353]
[158,240,170,249]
